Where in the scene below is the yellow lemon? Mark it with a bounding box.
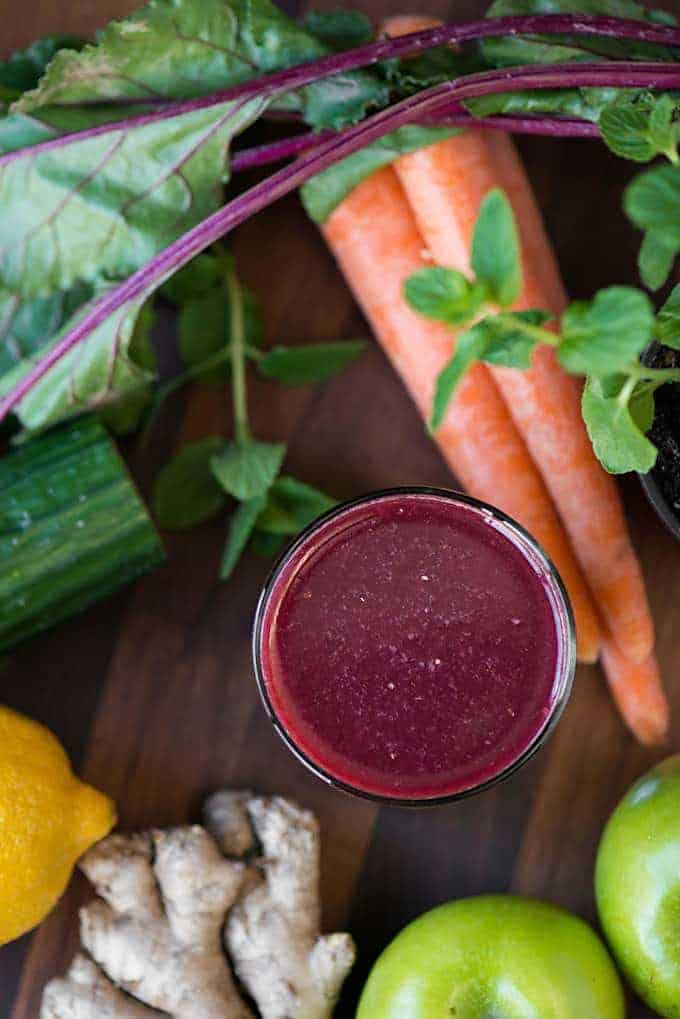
[0,705,116,945]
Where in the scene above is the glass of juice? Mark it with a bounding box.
[253,487,575,805]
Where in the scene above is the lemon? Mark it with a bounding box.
[0,705,116,945]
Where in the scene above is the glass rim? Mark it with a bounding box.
[252,485,577,808]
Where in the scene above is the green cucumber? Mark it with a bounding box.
[0,416,164,651]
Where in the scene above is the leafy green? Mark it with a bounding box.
[211,439,286,501]
[581,376,658,473]
[431,325,490,431]
[624,163,680,289]
[178,290,229,383]
[404,268,487,325]
[482,0,679,66]
[161,255,223,305]
[99,300,158,434]
[220,495,267,579]
[0,283,92,376]
[0,292,154,434]
[466,85,627,123]
[18,0,387,132]
[153,436,227,530]
[256,475,336,533]
[471,189,521,307]
[302,9,373,49]
[656,284,680,347]
[558,286,655,373]
[600,94,680,163]
[300,125,460,222]
[479,309,551,367]
[0,98,264,301]
[0,34,85,100]
[257,340,365,384]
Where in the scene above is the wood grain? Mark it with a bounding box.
[1,1,678,1016]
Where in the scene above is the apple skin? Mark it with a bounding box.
[596,754,680,1019]
[356,894,624,1019]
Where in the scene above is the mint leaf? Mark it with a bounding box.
[431,325,490,431]
[404,268,486,325]
[220,495,267,579]
[251,529,286,558]
[624,164,680,291]
[153,437,227,530]
[256,475,336,534]
[300,125,460,223]
[559,287,654,374]
[471,190,521,308]
[211,439,286,501]
[480,309,550,368]
[302,9,373,49]
[639,231,677,291]
[657,284,680,348]
[600,95,680,164]
[258,340,365,385]
[178,290,229,384]
[161,255,222,306]
[581,376,658,474]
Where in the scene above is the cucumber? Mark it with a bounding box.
[0,416,164,651]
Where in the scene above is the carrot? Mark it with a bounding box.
[388,52,653,665]
[322,166,601,662]
[600,642,669,745]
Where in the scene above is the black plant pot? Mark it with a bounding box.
[639,341,680,542]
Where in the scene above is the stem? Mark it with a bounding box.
[4,60,680,423]
[617,374,637,406]
[230,110,599,172]
[633,364,680,382]
[226,266,249,444]
[2,13,679,167]
[493,313,559,346]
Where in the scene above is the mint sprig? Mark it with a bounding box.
[406,189,680,474]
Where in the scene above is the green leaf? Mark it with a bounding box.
[630,383,656,434]
[178,290,229,384]
[581,376,658,474]
[404,268,487,326]
[466,85,624,123]
[211,439,286,501]
[256,475,337,534]
[0,282,92,377]
[0,291,155,435]
[100,299,158,434]
[600,95,680,164]
[220,495,267,579]
[638,231,678,291]
[0,98,265,301]
[18,0,387,132]
[153,437,227,530]
[559,287,654,374]
[431,325,490,431]
[482,0,678,66]
[257,340,365,385]
[480,309,550,368]
[250,529,286,557]
[382,46,486,96]
[624,163,680,290]
[161,255,222,305]
[657,284,680,348]
[471,189,521,307]
[300,124,460,223]
[0,35,85,99]
[302,9,373,49]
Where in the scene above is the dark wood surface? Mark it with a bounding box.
[2,1,679,1016]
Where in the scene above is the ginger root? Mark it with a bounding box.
[42,792,355,1019]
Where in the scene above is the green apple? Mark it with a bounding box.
[596,754,680,1018]
[357,894,624,1019]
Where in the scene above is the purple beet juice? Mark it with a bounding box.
[254,488,574,803]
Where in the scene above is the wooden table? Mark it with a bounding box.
[1,2,678,1016]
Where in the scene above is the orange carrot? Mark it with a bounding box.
[600,642,669,745]
[391,86,654,665]
[323,166,601,662]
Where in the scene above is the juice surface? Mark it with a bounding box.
[258,492,565,800]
